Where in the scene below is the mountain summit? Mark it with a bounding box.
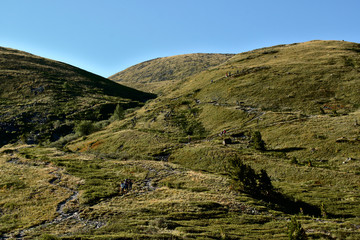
[109,53,234,94]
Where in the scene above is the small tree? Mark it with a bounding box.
[110,104,125,121]
[320,202,327,219]
[228,158,256,193]
[288,217,307,240]
[251,131,266,151]
[62,82,71,90]
[258,169,273,196]
[228,158,273,197]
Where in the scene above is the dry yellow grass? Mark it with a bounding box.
[0,145,80,236]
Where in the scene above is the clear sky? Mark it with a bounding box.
[1,0,360,77]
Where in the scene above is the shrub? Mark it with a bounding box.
[227,157,273,197]
[171,111,206,136]
[320,202,327,219]
[38,234,60,240]
[149,217,179,230]
[62,82,71,90]
[49,132,80,148]
[288,217,307,240]
[251,131,266,151]
[0,180,26,190]
[75,120,98,136]
[110,104,125,121]
[149,217,168,229]
[290,157,298,165]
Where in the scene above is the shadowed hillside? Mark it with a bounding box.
[0,47,155,146]
[109,53,234,94]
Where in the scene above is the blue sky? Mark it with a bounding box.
[1,0,360,77]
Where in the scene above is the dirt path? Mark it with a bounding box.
[15,161,181,237]
[1,150,104,239]
[129,162,183,196]
[14,168,105,239]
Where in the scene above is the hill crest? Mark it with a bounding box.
[109,53,234,93]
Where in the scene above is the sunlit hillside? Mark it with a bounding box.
[68,40,360,238]
[109,53,234,94]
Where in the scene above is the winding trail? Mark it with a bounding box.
[133,162,182,195]
[2,154,104,239]
[16,169,105,239]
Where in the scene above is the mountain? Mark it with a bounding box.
[73,40,360,158]
[2,41,360,239]
[0,47,155,146]
[109,53,234,93]
[65,40,360,238]
[164,40,360,115]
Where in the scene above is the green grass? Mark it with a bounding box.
[2,40,360,239]
[2,140,360,239]
[0,147,76,235]
[62,40,360,238]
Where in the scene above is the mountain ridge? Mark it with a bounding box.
[109,53,234,94]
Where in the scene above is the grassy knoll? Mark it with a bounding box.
[169,40,360,115]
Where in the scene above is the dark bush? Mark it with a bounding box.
[227,157,321,216]
[227,158,273,197]
[288,217,307,240]
[251,131,266,151]
[110,104,125,121]
[75,120,98,136]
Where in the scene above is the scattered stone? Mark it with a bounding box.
[336,137,348,143]
[343,157,355,164]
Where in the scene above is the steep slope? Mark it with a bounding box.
[0,47,155,146]
[109,53,234,93]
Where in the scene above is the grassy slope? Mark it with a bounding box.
[66,40,360,238]
[0,47,155,146]
[170,40,360,114]
[2,41,360,239]
[1,145,293,239]
[109,53,234,94]
[81,40,360,159]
